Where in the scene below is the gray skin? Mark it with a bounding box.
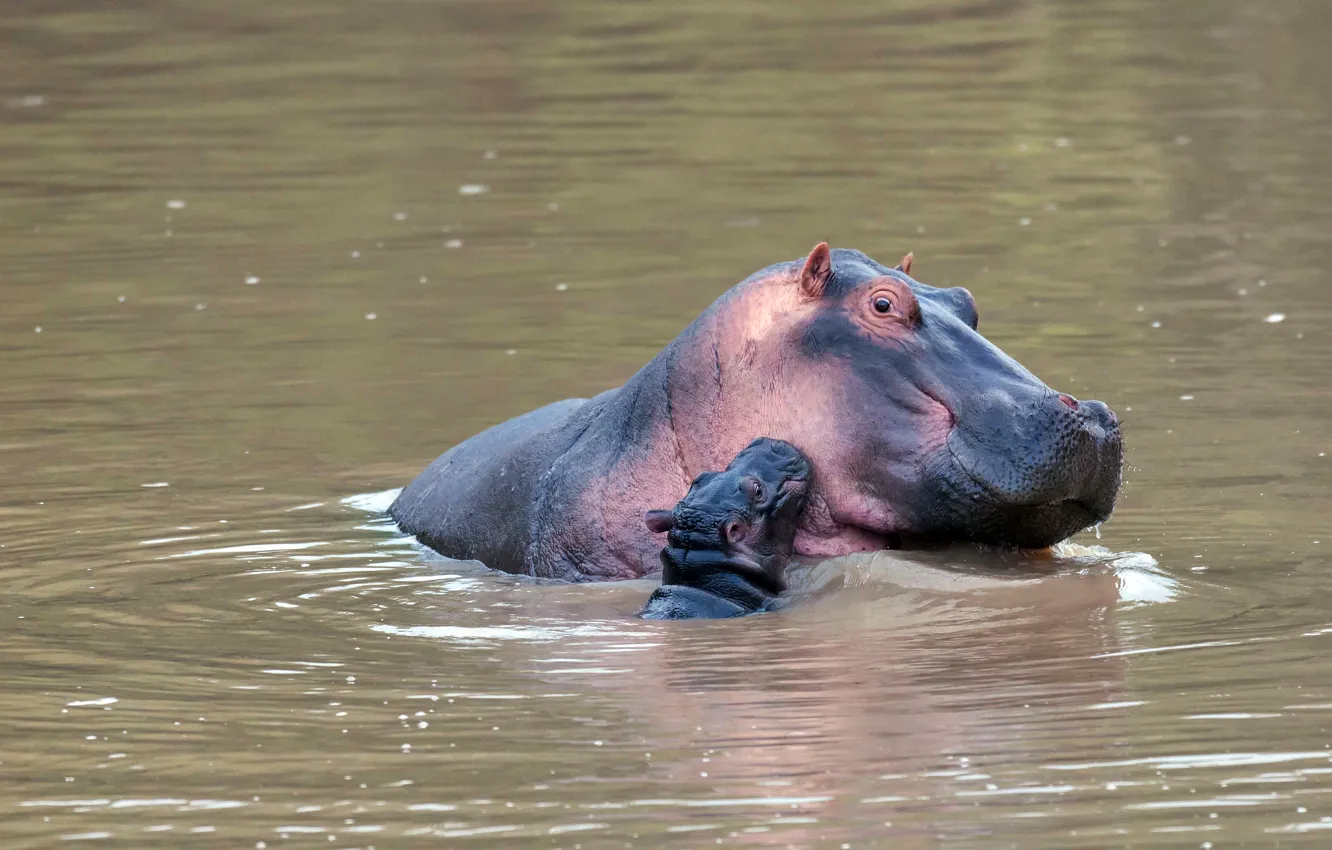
[638,438,810,620]
[390,244,1123,581]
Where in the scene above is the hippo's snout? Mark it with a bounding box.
[939,392,1123,548]
[1077,398,1119,431]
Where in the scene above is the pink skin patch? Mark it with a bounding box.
[793,480,900,557]
[794,517,891,557]
[788,385,954,558]
[657,264,960,568]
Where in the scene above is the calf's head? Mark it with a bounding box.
[646,438,811,589]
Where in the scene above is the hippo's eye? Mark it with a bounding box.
[863,280,920,327]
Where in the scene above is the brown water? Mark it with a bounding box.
[3,0,1330,847]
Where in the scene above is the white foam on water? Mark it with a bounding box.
[1047,750,1331,772]
[342,488,400,514]
[66,697,117,707]
[1053,543,1177,605]
[162,541,328,559]
[371,621,650,646]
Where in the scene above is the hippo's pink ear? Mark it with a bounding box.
[798,242,833,299]
[644,509,674,533]
[896,252,914,276]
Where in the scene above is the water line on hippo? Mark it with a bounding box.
[344,488,1177,618]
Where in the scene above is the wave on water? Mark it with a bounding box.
[342,488,402,515]
[1053,542,1178,605]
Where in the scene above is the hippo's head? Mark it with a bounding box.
[665,244,1123,557]
[645,438,811,589]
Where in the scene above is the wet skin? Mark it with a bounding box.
[638,438,810,620]
[390,244,1123,580]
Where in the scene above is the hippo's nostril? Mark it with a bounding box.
[1057,393,1079,411]
[1079,399,1119,430]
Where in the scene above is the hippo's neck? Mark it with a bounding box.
[659,275,800,476]
[558,293,787,579]
[551,352,698,578]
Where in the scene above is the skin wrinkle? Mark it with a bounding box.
[712,337,722,396]
[526,411,600,578]
[659,356,692,497]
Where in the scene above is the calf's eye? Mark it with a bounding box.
[873,296,893,315]
[740,476,763,502]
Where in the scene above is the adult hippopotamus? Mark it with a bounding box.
[390,244,1123,580]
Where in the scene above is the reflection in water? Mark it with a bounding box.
[2,0,1332,846]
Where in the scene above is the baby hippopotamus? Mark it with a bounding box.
[638,438,811,620]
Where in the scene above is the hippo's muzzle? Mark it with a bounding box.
[935,391,1123,548]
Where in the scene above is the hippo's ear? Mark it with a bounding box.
[644,509,675,533]
[896,252,914,276]
[797,242,833,299]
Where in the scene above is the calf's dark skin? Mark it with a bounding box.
[638,438,810,620]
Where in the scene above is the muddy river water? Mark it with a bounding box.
[3,0,1331,847]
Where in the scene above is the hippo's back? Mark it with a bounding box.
[389,397,591,572]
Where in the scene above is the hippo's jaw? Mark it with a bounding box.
[793,524,893,559]
[790,391,1123,556]
[792,489,902,558]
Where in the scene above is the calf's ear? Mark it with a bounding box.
[797,242,833,299]
[644,510,675,533]
[896,252,914,276]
